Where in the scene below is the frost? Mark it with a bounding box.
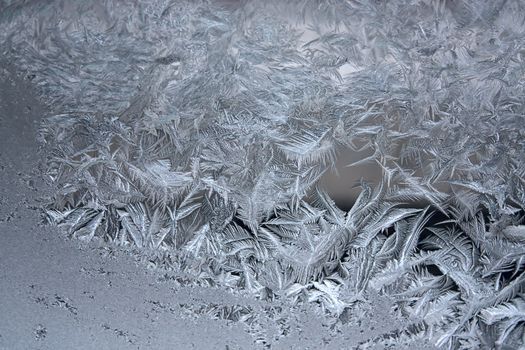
[2,0,525,348]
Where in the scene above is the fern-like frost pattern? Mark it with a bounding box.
[1,0,525,348]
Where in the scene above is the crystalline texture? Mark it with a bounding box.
[1,0,525,348]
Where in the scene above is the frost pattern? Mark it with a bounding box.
[1,0,525,348]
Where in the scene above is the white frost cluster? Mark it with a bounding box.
[2,0,525,348]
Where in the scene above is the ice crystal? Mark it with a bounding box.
[2,0,525,348]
